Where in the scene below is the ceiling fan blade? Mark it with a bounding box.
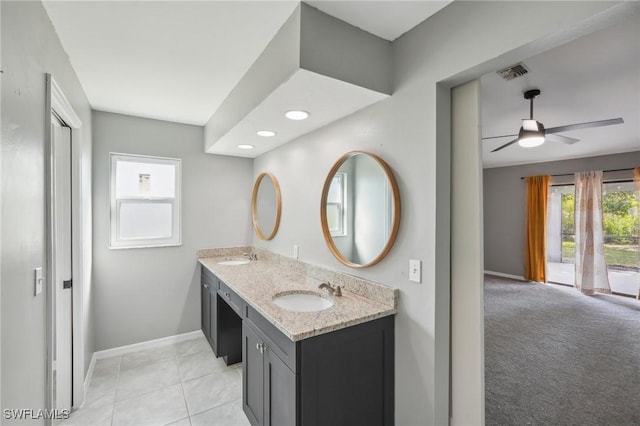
[491,138,518,152]
[546,118,624,134]
[545,133,580,145]
[482,134,517,140]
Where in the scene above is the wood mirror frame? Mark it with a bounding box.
[251,172,282,241]
[320,151,401,268]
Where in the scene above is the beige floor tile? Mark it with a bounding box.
[61,404,113,426]
[177,350,227,381]
[116,357,180,401]
[112,384,187,426]
[120,345,176,372]
[182,370,241,416]
[190,399,250,426]
[174,337,211,358]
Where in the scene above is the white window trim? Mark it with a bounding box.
[109,152,182,249]
[328,172,348,237]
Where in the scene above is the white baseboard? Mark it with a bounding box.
[93,330,204,360]
[83,329,204,406]
[484,270,527,281]
[84,354,96,397]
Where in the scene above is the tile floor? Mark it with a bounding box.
[62,336,250,426]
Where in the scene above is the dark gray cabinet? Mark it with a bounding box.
[242,320,297,426]
[201,265,394,426]
[201,280,210,337]
[242,304,394,426]
[298,316,395,426]
[242,322,264,425]
[201,270,217,355]
[201,267,242,364]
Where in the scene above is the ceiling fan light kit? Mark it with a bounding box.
[518,119,546,148]
[486,87,623,153]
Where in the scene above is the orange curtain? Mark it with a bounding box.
[525,175,550,282]
[635,167,640,300]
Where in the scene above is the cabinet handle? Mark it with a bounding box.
[256,343,267,354]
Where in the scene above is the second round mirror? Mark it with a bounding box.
[252,172,282,240]
[320,151,400,268]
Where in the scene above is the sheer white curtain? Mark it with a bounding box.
[575,171,611,295]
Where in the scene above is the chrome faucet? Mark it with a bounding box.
[243,252,257,261]
[318,282,342,297]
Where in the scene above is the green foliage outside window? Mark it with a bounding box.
[561,190,639,241]
[561,186,639,269]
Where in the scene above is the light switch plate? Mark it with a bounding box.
[409,259,421,283]
[34,267,43,296]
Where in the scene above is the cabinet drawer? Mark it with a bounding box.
[218,280,243,316]
[201,267,217,287]
[246,305,298,373]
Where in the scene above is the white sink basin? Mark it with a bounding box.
[217,259,250,266]
[272,292,334,312]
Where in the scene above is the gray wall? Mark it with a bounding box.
[484,151,640,277]
[1,0,93,419]
[251,2,625,424]
[92,112,253,350]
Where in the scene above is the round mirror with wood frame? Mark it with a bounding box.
[320,151,401,268]
[251,172,282,241]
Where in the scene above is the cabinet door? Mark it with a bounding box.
[201,281,211,340]
[243,323,264,426]
[209,282,218,355]
[264,348,296,426]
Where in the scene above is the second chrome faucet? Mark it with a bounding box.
[318,282,342,297]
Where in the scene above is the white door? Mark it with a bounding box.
[52,115,73,411]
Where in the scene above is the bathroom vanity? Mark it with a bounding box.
[199,250,397,426]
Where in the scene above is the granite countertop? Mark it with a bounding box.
[199,256,397,342]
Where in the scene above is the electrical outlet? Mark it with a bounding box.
[293,245,299,259]
[409,259,421,283]
[34,267,43,296]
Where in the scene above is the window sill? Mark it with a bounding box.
[109,242,182,250]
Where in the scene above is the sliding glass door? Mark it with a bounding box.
[601,181,639,296]
[547,181,640,297]
[547,185,576,285]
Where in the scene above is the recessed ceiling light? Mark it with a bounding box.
[238,144,254,150]
[285,110,310,120]
[257,130,276,137]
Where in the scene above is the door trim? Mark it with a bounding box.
[45,74,85,413]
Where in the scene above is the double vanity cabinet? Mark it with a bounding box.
[200,261,396,426]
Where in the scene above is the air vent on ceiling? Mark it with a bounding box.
[496,63,529,81]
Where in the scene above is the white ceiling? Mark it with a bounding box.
[481,14,640,168]
[42,1,451,128]
[42,1,299,125]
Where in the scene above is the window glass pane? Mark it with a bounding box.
[116,160,175,198]
[327,175,343,204]
[327,204,341,233]
[602,181,639,296]
[119,202,172,239]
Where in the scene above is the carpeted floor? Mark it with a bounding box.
[484,275,640,426]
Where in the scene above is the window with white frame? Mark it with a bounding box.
[326,173,347,236]
[110,153,181,249]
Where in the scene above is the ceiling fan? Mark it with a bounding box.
[484,89,624,152]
